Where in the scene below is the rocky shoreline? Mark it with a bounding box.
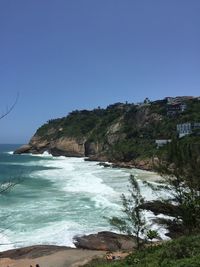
[0,232,139,267]
[97,159,154,171]
[0,246,105,267]
[14,143,154,172]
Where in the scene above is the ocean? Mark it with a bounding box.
[0,144,169,251]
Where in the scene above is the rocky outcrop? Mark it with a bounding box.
[140,200,179,217]
[0,245,70,259]
[133,158,153,171]
[84,141,103,157]
[14,144,33,154]
[14,136,87,157]
[96,159,154,171]
[73,231,140,251]
[49,137,86,157]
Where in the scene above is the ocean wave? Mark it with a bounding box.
[0,150,172,251]
[4,151,14,155]
[0,231,15,252]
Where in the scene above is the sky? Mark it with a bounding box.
[0,0,200,144]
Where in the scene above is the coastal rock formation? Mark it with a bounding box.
[14,144,33,154]
[15,98,198,166]
[0,245,105,267]
[15,135,86,157]
[73,231,140,251]
[49,137,86,157]
[140,200,179,217]
[0,245,70,259]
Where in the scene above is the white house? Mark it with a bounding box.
[177,122,200,138]
[155,139,171,148]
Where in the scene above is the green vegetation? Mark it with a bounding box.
[146,230,159,246]
[109,175,146,249]
[155,138,200,234]
[84,234,200,267]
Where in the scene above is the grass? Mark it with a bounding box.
[84,234,200,267]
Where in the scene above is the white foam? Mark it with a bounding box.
[0,231,15,252]
[28,151,53,158]
[4,151,14,155]
[0,152,174,251]
[144,211,172,241]
[92,194,121,209]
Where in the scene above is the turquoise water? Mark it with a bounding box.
[0,144,167,251]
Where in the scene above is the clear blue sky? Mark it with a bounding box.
[0,0,199,144]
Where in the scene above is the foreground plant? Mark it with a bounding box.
[109,175,146,250]
[156,139,200,234]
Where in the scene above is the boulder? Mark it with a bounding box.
[73,231,139,251]
[14,144,32,154]
[140,200,179,217]
[98,162,112,168]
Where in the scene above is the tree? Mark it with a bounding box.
[146,229,159,248]
[0,94,23,248]
[155,139,200,234]
[109,175,146,249]
[0,93,19,120]
[0,93,21,193]
[0,179,21,194]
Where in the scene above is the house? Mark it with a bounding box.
[165,96,194,104]
[177,122,200,138]
[155,139,171,148]
[167,103,187,116]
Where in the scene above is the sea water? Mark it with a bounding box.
[0,144,170,251]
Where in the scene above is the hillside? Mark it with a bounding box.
[84,234,200,267]
[15,97,200,168]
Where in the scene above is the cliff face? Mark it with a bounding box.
[15,98,199,163]
[15,135,87,157]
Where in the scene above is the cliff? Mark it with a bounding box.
[14,98,200,167]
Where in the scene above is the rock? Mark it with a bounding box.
[14,136,86,157]
[49,137,85,157]
[0,245,70,259]
[84,142,102,156]
[153,218,185,239]
[73,231,140,251]
[14,144,32,154]
[98,162,111,168]
[140,200,179,217]
[133,159,153,171]
[85,155,108,162]
[111,162,134,169]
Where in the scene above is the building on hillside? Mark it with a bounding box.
[165,96,194,105]
[177,122,200,138]
[155,139,172,148]
[167,103,187,116]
